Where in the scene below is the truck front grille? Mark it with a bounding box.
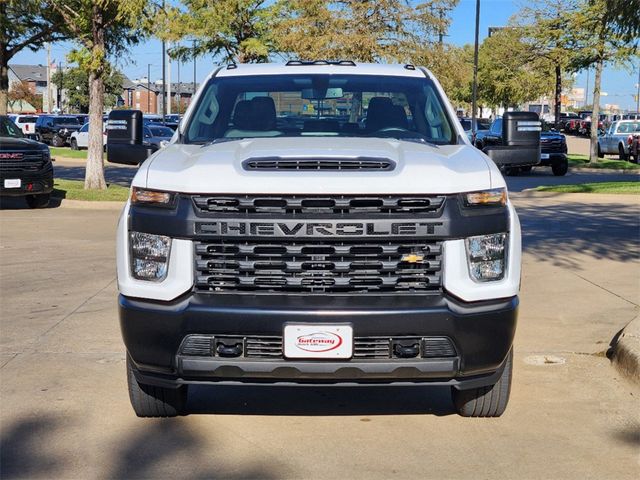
[193,194,445,216]
[540,138,565,153]
[0,152,47,173]
[195,239,442,294]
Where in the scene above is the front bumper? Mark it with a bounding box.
[0,167,53,196]
[538,152,567,167]
[121,293,518,389]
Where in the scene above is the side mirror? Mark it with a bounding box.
[106,110,154,165]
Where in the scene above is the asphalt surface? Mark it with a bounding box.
[1,189,638,479]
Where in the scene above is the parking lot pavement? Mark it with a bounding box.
[1,195,639,479]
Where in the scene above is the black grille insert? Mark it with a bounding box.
[195,240,442,293]
[0,152,47,173]
[242,157,395,171]
[193,194,445,216]
[180,335,456,359]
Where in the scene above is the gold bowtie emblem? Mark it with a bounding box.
[401,253,425,264]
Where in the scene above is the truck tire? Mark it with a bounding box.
[452,349,513,417]
[70,138,78,150]
[552,159,568,176]
[52,135,64,147]
[504,166,519,176]
[618,144,628,161]
[597,144,604,158]
[25,194,50,209]
[126,356,188,417]
[519,165,532,174]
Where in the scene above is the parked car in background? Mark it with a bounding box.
[458,117,491,134]
[579,113,608,136]
[557,112,580,132]
[597,120,640,160]
[0,115,53,208]
[474,116,564,175]
[143,125,174,151]
[69,122,107,150]
[35,115,81,146]
[8,114,38,139]
[74,114,89,125]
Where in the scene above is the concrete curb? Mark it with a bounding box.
[57,199,125,210]
[611,316,640,385]
[570,167,640,174]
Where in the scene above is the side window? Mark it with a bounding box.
[80,123,89,133]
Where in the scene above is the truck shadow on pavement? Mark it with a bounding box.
[186,384,455,416]
[0,414,280,479]
[517,200,639,268]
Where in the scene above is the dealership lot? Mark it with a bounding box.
[1,192,639,479]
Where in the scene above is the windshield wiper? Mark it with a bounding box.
[202,137,246,146]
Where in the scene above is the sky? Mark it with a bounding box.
[10,0,640,111]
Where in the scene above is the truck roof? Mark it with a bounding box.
[215,62,427,79]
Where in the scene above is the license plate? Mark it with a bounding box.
[284,324,353,359]
[540,153,550,160]
[4,179,21,188]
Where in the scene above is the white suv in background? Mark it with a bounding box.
[69,122,107,150]
[8,114,38,139]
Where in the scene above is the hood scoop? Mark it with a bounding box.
[242,156,396,171]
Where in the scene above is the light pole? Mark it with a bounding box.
[161,0,166,121]
[471,0,481,142]
[147,64,151,113]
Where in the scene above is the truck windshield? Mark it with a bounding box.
[185,74,456,145]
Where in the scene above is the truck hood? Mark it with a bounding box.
[138,137,501,194]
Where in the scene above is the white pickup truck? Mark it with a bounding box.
[110,61,523,418]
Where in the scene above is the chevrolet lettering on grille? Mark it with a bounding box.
[197,221,445,237]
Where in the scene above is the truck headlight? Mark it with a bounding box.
[463,188,506,207]
[129,232,171,281]
[465,233,507,282]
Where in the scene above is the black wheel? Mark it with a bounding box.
[552,159,568,176]
[597,144,604,158]
[618,144,628,161]
[504,166,519,176]
[519,165,533,174]
[25,194,50,209]
[70,138,78,150]
[127,356,188,417]
[51,135,64,147]
[452,349,513,417]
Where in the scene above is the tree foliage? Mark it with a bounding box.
[158,0,274,64]
[476,27,556,109]
[273,0,458,63]
[7,80,43,112]
[52,65,124,113]
[0,0,67,114]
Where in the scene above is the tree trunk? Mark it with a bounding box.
[554,63,561,130]
[589,56,603,164]
[85,71,106,189]
[0,49,8,116]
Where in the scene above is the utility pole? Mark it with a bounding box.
[636,63,639,112]
[471,0,481,142]
[177,59,181,114]
[161,0,166,121]
[147,64,151,113]
[46,42,52,113]
[167,46,172,115]
[57,61,62,112]
[193,40,197,106]
[585,68,590,107]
